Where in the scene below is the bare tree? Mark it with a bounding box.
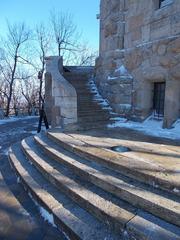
[71,43,98,66]
[1,21,31,117]
[21,75,39,115]
[12,82,21,116]
[35,23,51,110]
[0,68,8,112]
[50,11,81,58]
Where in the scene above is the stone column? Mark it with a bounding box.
[139,82,154,119]
[163,79,180,128]
[44,72,53,124]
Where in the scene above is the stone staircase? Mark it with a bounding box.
[9,129,180,240]
[63,67,117,130]
[8,67,180,239]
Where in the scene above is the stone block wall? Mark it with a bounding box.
[96,0,180,127]
[45,56,77,129]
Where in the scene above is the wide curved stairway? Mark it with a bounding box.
[9,128,180,240]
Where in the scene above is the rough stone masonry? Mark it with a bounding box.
[95,0,180,128]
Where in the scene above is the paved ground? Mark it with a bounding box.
[0,117,66,240]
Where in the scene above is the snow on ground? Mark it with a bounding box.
[88,78,180,140]
[30,130,38,135]
[108,116,180,140]
[0,116,38,125]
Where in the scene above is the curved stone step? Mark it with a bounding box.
[47,131,180,197]
[21,137,137,234]
[8,138,180,240]
[34,134,180,227]
[9,143,120,240]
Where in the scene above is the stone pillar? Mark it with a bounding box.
[139,82,154,119]
[45,56,77,129]
[163,79,180,128]
[44,72,53,124]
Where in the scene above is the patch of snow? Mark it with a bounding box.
[17,176,21,184]
[108,115,180,140]
[173,188,179,193]
[115,65,133,79]
[87,78,113,110]
[102,106,113,110]
[110,117,126,121]
[160,0,173,7]
[115,65,127,75]
[107,76,118,80]
[2,149,9,156]
[39,206,56,227]
[108,65,133,81]
[30,130,37,135]
[110,112,118,115]
[123,230,130,239]
[28,191,57,228]
[119,104,132,109]
[0,116,38,125]
[152,181,159,188]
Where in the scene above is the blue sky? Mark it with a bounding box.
[0,0,100,50]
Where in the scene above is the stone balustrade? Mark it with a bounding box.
[44,56,77,129]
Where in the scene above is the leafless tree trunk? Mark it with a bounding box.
[21,75,39,116]
[36,24,51,110]
[1,22,31,117]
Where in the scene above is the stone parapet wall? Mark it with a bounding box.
[45,56,77,128]
[96,0,180,127]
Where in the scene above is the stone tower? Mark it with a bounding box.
[96,0,180,128]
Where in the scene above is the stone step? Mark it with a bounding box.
[65,72,113,130]
[68,83,89,88]
[35,134,180,227]
[77,100,105,105]
[77,101,106,106]
[78,111,111,117]
[77,99,103,106]
[9,143,119,240]
[76,121,113,131]
[78,115,111,123]
[47,131,180,198]
[21,137,137,234]
[77,106,105,112]
[65,76,88,82]
[77,97,104,104]
[9,138,180,240]
[76,93,96,97]
[76,89,95,93]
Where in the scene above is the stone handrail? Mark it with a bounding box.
[44,56,77,128]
